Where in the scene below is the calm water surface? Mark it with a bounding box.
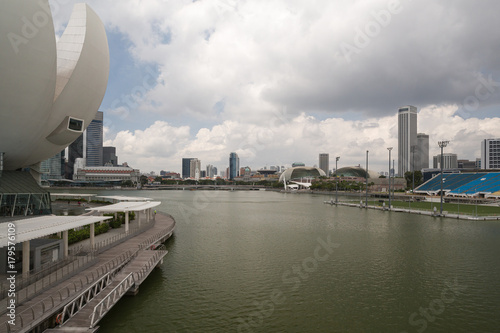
[80,190,500,332]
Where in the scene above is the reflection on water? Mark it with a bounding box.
[59,189,500,333]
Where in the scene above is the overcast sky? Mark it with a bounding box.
[51,0,500,174]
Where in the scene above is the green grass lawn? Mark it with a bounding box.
[369,200,500,216]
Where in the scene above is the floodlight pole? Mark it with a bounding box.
[365,150,369,208]
[387,147,392,209]
[438,140,450,215]
[335,156,340,204]
[411,145,415,193]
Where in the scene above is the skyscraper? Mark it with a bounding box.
[398,105,418,176]
[433,153,458,169]
[86,111,103,167]
[416,133,429,170]
[103,146,118,166]
[40,150,64,180]
[481,138,500,169]
[190,158,201,179]
[229,152,239,180]
[319,153,329,176]
[66,133,84,179]
[206,164,217,178]
[182,158,194,178]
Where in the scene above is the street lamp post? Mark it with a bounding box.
[365,150,369,208]
[438,140,450,215]
[475,178,486,218]
[411,145,416,193]
[387,147,393,209]
[335,156,340,204]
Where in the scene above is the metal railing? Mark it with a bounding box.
[1,251,134,332]
[89,272,135,328]
[58,272,112,326]
[133,248,168,286]
[138,228,173,250]
[0,253,97,307]
[89,246,169,328]
[86,219,155,254]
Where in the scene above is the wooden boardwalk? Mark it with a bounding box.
[1,213,175,333]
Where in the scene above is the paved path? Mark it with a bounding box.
[1,213,175,333]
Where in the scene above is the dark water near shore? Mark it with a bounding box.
[71,190,500,332]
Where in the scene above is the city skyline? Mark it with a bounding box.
[44,1,500,173]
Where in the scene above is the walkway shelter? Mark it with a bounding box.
[87,201,161,233]
[50,192,96,203]
[96,195,153,203]
[0,215,111,277]
[0,171,52,217]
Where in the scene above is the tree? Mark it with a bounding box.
[121,180,134,187]
[140,175,148,185]
[404,171,423,190]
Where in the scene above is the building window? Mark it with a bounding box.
[68,118,84,131]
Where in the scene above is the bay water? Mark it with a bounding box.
[80,190,500,332]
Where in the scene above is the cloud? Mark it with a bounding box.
[53,0,500,124]
[48,0,500,174]
[104,105,500,174]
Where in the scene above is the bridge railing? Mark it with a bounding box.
[1,251,134,332]
[89,272,135,328]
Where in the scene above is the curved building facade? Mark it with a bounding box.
[279,166,326,183]
[335,166,378,179]
[0,1,109,170]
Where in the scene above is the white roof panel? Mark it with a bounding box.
[0,215,112,247]
[50,193,96,198]
[96,195,153,202]
[88,201,161,213]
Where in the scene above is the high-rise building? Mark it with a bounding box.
[103,146,118,166]
[481,138,500,169]
[86,111,103,167]
[415,133,429,171]
[229,152,239,180]
[66,134,84,179]
[190,158,201,179]
[433,153,458,169]
[206,164,217,178]
[319,153,329,176]
[458,159,478,170]
[40,151,64,180]
[398,105,418,176]
[182,158,194,178]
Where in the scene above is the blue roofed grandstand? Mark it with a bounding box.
[414,172,500,197]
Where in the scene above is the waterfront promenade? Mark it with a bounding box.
[326,200,500,220]
[0,212,175,333]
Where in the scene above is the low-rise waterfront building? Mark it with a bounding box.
[74,166,140,183]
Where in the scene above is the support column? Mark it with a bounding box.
[125,211,129,233]
[90,223,95,250]
[63,230,68,259]
[138,210,142,227]
[22,241,30,278]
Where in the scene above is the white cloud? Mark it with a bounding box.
[49,0,500,174]
[53,0,500,123]
[104,105,500,174]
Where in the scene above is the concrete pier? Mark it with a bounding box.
[325,200,500,220]
[0,212,175,333]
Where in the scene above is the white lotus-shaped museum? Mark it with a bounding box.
[0,1,109,171]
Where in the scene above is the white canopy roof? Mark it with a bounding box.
[50,193,96,199]
[0,215,112,247]
[87,201,161,213]
[96,195,153,202]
